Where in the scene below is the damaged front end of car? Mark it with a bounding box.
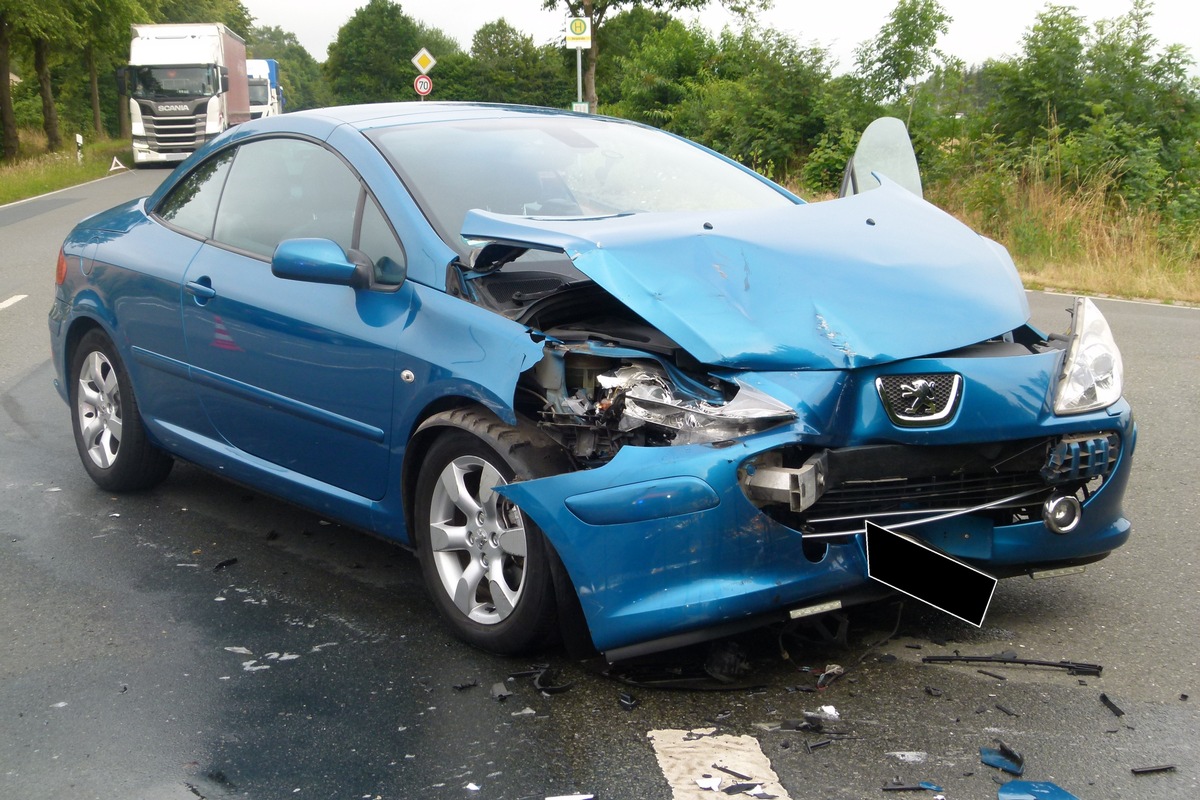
[452,162,1133,660]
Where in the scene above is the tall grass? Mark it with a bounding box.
[929,168,1200,305]
[0,129,132,207]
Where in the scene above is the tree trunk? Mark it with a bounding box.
[584,0,599,111]
[34,37,62,152]
[87,44,104,137]
[0,14,19,161]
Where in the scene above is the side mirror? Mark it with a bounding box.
[272,238,371,289]
[839,117,923,199]
[219,66,230,94]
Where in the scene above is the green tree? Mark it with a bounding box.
[79,0,151,137]
[249,25,333,111]
[0,0,81,153]
[324,0,460,104]
[156,0,253,39]
[991,4,1088,144]
[541,0,769,112]
[854,0,950,119]
[452,18,569,105]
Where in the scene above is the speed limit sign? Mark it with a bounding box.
[414,74,433,96]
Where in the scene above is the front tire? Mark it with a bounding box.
[413,411,561,655]
[69,329,173,491]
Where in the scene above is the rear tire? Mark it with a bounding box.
[413,410,561,655]
[69,329,173,491]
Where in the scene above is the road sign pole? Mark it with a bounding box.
[576,49,583,105]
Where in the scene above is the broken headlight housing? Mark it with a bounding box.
[1054,297,1124,415]
[600,364,796,444]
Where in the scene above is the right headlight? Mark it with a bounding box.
[1053,297,1124,415]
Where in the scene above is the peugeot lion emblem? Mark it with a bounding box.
[900,378,939,415]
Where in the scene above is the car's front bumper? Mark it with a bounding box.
[500,354,1135,656]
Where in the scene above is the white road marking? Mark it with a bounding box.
[0,294,28,310]
[648,728,791,799]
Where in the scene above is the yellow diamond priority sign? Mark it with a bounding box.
[411,47,436,75]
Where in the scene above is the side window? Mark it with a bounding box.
[358,196,407,286]
[154,148,235,238]
[212,138,361,259]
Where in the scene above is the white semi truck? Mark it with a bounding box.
[247,58,284,119]
[121,23,250,165]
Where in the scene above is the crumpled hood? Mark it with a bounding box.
[462,180,1030,370]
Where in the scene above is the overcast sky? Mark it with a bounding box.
[242,0,1199,73]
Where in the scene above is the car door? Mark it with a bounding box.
[180,136,408,501]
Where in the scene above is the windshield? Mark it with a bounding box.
[248,80,270,105]
[129,65,216,100]
[368,115,796,251]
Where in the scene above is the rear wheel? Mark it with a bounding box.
[414,411,560,654]
[69,329,173,491]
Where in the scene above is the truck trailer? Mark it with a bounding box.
[247,58,284,119]
[121,23,250,165]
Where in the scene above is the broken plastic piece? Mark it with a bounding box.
[981,742,1025,776]
[1099,692,1125,717]
[491,682,512,701]
[978,669,1007,681]
[925,686,943,697]
[816,664,844,689]
[712,764,752,781]
[722,783,760,794]
[695,775,722,791]
[533,667,574,694]
[919,782,944,792]
[997,780,1080,799]
[213,558,238,571]
[996,703,1019,717]
[618,691,638,711]
[453,679,479,691]
[922,651,1101,676]
[1130,764,1176,775]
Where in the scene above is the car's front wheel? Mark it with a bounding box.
[413,411,561,654]
[69,329,173,491]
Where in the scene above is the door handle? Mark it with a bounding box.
[186,279,217,301]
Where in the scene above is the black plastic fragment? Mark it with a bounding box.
[925,686,943,697]
[533,667,574,694]
[712,764,752,781]
[1131,764,1176,775]
[996,703,1019,717]
[1099,693,1125,717]
[213,558,238,572]
[453,679,479,691]
[978,669,1007,681]
[618,691,638,711]
[922,650,1102,676]
[722,783,760,794]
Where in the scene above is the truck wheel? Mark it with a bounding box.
[69,329,173,491]
[413,411,560,655]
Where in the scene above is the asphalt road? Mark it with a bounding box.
[1,172,1196,800]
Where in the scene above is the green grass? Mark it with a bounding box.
[0,135,133,207]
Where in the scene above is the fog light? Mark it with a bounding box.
[1043,495,1082,534]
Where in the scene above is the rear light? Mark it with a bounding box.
[55,247,68,285]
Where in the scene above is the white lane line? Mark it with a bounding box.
[648,728,791,799]
[0,294,28,311]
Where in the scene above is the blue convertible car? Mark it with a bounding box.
[50,104,1134,658]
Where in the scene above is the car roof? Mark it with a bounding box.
[288,101,595,132]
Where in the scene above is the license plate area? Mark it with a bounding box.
[865,521,998,627]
